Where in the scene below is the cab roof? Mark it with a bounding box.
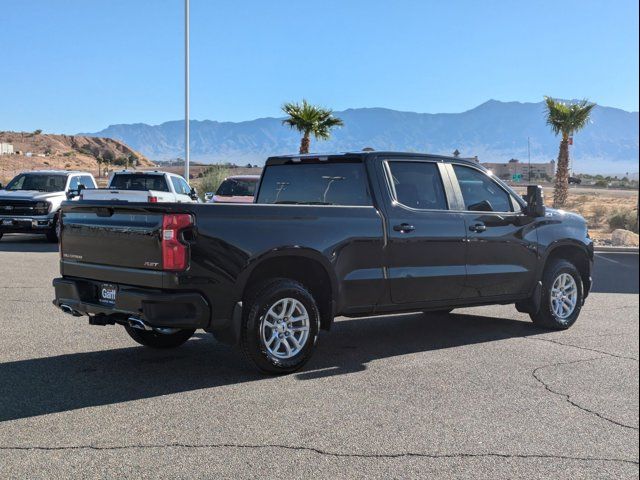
[265,151,485,170]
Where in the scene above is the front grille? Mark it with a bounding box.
[0,200,41,216]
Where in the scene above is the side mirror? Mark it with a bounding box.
[524,185,546,217]
[66,190,77,199]
[189,187,199,201]
[78,184,86,192]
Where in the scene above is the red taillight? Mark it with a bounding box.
[161,214,192,271]
[148,196,158,203]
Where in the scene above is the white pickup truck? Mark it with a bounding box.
[81,171,199,203]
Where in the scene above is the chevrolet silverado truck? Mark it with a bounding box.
[0,170,96,242]
[53,152,593,374]
[80,170,199,203]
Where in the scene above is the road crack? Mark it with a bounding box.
[529,336,639,362]
[532,356,639,431]
[0,442,637,466]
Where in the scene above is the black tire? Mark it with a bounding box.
[45,215,59,243]
[241,278,320,374]
[530,259,583,330]
[125,326,195,348]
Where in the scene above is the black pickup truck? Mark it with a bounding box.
[53,152,593,373]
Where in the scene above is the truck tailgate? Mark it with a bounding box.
[61,203,164,271]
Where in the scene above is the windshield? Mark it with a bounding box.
[216,178,257,197]
[109,174,170,192]
[5,174,68,192]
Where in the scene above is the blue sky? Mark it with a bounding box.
[1,0,638,133]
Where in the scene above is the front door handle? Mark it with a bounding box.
[469,223,486,233]
[393,223,415,233]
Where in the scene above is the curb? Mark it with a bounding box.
[594,246,639,253]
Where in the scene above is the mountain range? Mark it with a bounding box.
[86,100,639,174]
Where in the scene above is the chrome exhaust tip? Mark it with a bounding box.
[128,317,152,331]
[59,304,83,317]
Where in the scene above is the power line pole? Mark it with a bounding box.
[184,0,190,181]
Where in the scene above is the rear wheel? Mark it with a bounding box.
[241,279,320,374]
[530,259,583,329]
[125,326,195,348]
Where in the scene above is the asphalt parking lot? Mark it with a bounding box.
[0,235,637,479]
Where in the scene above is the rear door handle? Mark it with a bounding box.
[393,223,415,233]
[469,223,486,233]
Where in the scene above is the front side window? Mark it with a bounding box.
[110,174,170,192]
[68,176,80,191]
[387,161,448,210]
[453,165,512,212]
[257,162,370,206]
[79,175,96,189]
[179,178,192,195]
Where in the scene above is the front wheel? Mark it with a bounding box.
[45,215,60,243]
[125,326,195,348]
[530,259,583,329]
[241,279,320,374]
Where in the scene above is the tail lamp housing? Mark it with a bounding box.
[162,213,193,271]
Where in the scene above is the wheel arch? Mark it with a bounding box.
[237,248,338,330]
[540,241,592,296]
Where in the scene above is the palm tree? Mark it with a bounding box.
[544,96,596,207]
[282,100,343,154]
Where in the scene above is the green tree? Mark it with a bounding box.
[282,100,343,154]
[544,96,596,207]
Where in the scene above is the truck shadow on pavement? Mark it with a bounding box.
[0,312,545,422]
[0,236,59,253]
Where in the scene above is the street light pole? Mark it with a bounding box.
[184,0,190,181]
[527,136,531,183]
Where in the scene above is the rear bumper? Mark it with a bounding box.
[53,277,210,329]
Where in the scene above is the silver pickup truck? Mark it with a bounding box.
[0,170,96,242]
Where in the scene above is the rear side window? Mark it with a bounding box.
[110,174,170,192]
[257,162,370,206]
[387,161,448,210]
[453,165,512,212]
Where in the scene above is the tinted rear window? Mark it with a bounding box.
[216,179,257,196]
[257,162,370,206]
[109,174,169,192]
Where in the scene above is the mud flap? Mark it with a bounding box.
[515,281,543,315]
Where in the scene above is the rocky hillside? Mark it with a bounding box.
[0,131,153,183]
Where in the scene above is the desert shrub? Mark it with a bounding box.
[589,205,608,228]
[608,209,639,233]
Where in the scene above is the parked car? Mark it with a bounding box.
[208,175,259,203]
[0,170,96,242]
[80,171,199,203]
[53,152,593,374]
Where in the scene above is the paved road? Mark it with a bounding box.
[0,235,638,479]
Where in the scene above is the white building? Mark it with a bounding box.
[0,142,14,155]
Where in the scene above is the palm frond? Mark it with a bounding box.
[281,99,343,141]
[544,96,596,137]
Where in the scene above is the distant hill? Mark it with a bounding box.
[86,100,638,174]
[0,131,153,181]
